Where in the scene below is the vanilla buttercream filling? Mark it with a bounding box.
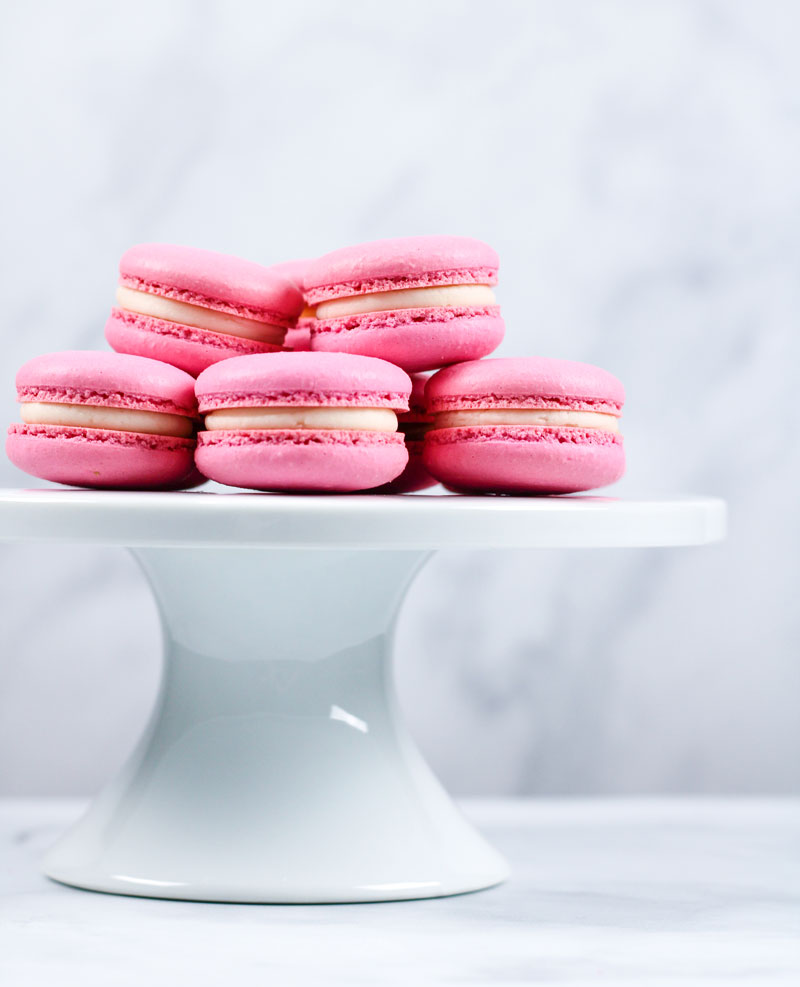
[433,409,620,432]
[315,284,496,320]
[20,402,195,437]
[116,286,286,344]
[203,407,398,432]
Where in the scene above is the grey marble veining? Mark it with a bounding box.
[1,1,799,796]
[1,799,799,985]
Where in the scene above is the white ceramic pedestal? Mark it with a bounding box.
[0,490,725,903]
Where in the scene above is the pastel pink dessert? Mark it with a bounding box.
[269,258,316,352]
[106,244,304,376]
[375,374,438,494]
[424,357,625,494]
[305,236,504,372]
[195,352,411,492]
[7,351,199,489]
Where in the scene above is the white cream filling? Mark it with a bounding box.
[116,286,286,344]
[433,409,620,432]
[20,402,194,437]
[315,284,496,320]
[203,407,398,432]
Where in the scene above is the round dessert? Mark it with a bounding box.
[7,351,198,489]
[106,244,304,376]
[304,236,504,372]
[269,258,316,352]
[375,374,437,494]
[195,352,412,492]
[423,357,625,494]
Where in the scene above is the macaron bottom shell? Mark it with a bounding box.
[423,426,625,494]
[6,423,197,490]
[195,429,408,492]
[311,308,504,373]
[106,309,284,377]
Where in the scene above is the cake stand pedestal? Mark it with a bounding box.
[0,489,725,903]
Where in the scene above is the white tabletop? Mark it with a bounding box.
[1,798,797,986]
[0,489,725,548]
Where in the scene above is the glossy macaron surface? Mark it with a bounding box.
[423,357,625,494]
[106,244,303,376]
[305,236,504,372]
[195,352,411,492]
[7,351,198,489]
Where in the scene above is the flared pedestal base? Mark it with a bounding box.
[42,547,508,902]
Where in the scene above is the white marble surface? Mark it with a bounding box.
[1,1,799,797]
[2,799,799,986]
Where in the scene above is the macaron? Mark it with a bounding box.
[268,258,316,352]
[195,352,412,492]
[7,351,198,489]
[304,236,504,372]
[106,244,304,376]
[375,374,438,494]
[423,357,625,494]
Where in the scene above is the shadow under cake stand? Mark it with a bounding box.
[0,489,726,903]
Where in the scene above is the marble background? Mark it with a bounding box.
[0,0,797,796]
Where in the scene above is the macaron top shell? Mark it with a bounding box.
[119,244,304,325]
[16,351,198,417]
[267,258,312,292]
[195,352,412,412]
[305,236,499,304]
[426,357,625,415]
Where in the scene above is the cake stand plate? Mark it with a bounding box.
[0,489,725,903]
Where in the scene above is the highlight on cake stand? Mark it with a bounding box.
[0,489,726,903]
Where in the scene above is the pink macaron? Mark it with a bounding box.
[195,352,412,492]
[7,351,199,489]
[375,374,438,494]
[105,244,304,376]
[423,357,625,494]
[304,236,504,372]
[268,258,316,352]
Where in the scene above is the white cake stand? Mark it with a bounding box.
[0,489,725,903]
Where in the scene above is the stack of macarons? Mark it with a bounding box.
[7,236,625,494]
